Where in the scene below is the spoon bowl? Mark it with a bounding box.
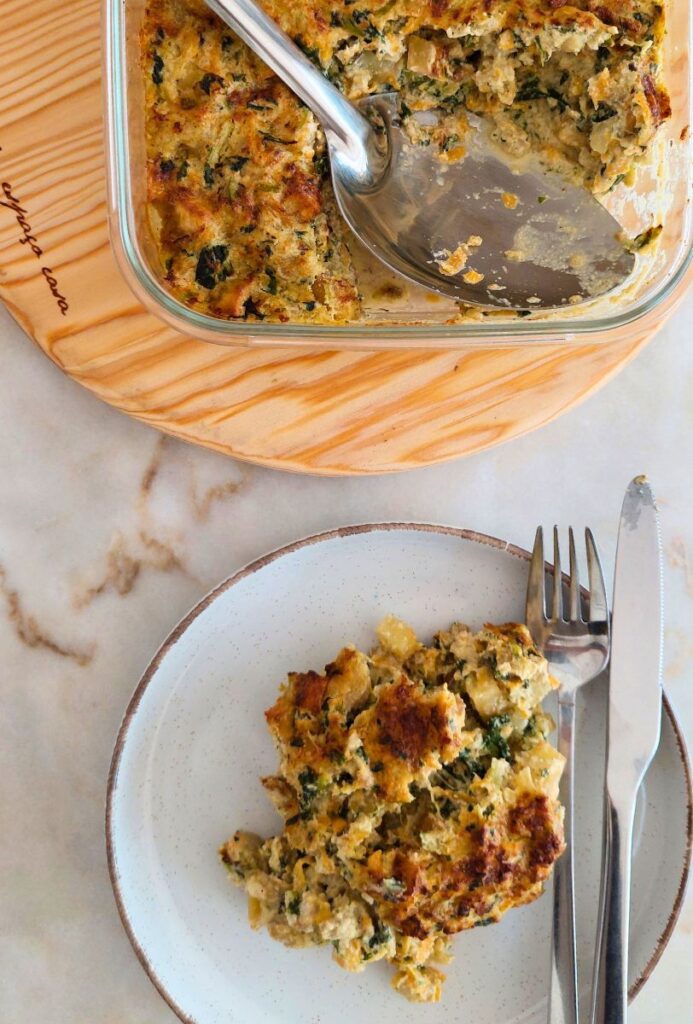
[335,94,635,309]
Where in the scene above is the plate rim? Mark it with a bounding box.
[105,522,692,1024]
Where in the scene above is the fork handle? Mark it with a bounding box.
[549,694,579,1024]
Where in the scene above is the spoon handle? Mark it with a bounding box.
[548,694,579,1024]
[205,0,376,182]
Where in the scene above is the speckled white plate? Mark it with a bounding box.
[107,525,691,1024]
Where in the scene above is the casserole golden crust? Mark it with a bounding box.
[142,0,669,324]
[220,617,565,1002]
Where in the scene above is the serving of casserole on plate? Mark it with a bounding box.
[221,615,565,1002]
[140,0,670,326]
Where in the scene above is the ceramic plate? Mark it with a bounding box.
[107,525,691,1024]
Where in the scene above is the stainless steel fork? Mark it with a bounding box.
[525,527,611,1024]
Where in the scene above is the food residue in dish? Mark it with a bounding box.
[434,235,483,277]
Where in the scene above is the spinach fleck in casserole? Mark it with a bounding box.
[220,617,565,1002]
[143,0,669,324]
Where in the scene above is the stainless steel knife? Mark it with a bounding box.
[590,476,664,1024]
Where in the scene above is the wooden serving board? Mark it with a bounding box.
[0,0,686,475]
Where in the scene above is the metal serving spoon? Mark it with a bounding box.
[206,0,635,309]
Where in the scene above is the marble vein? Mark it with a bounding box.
[0,563,94,666]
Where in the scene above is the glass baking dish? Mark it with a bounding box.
[104,0,693,349]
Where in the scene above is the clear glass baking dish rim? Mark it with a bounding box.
[104,0,693,348]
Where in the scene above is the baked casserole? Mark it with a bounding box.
[142,0,670,325]
[220,616,565,1002]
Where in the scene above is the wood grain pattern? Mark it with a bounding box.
[0,0,687,475]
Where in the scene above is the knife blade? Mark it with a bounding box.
[591,476,664,1024]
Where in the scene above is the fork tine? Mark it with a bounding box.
[526,526,546,626]
[568,526,581,621]
[585,527,609,622]
[552,526,562,620]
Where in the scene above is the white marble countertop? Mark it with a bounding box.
[1,297,691,1024]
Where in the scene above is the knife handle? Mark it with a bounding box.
[548,695,579,1024]
[590,794,635,1024]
